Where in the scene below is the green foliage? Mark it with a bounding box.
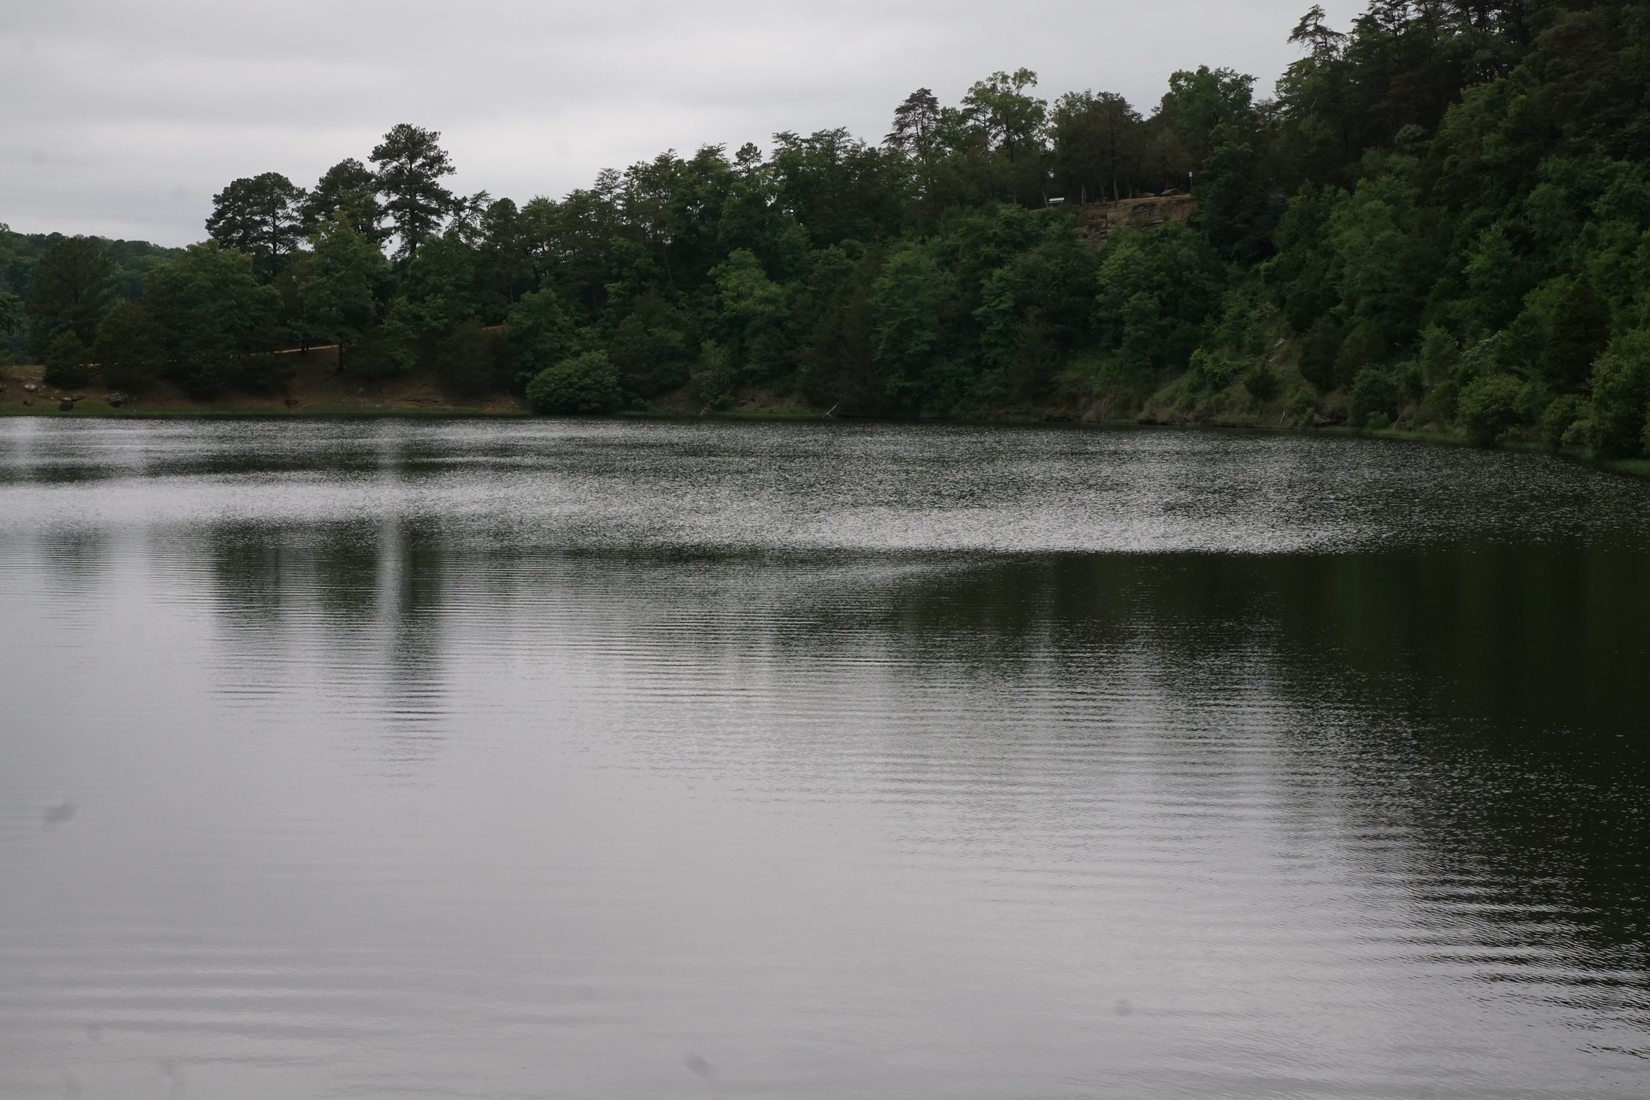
[434,322,503,398]
[1586,329,1650,459]
[1298,313,1344,391]
[387,233,479,343]
[302,159,383,241]
[710,248,792,382]
[19,1,1650,442]
[1285,384,1317,426]
[27,236,114,360]
[505,285,580,378]
[952,67,1052,205]
[1542,394,1586,450]
[1095,223,1224,383]
[93,301,167,390]
[1243,364,1279,403]
[44,331,90,387]
[1544,275,1611,391]
[1334,320,1392,393]
[0,287,20,340]
[347,324,416,384]
[371,123,456,262]
[1458,375,1525,448]
[1051,90,1143,204]
[607,292,690,398]
[301,219,388,360]
[205,172,306,280]
[1349,367,1402,428]
[525,350,622,414]
[1162,66,1254,166]
[871,246,957,409]
[1185,347,1239,393]
[690,340,736,410]
[144,243,280,397]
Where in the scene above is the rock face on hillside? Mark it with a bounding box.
[1077,195,1197,249]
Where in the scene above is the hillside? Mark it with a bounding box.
[7,3,1650,462]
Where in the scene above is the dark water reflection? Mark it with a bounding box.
[1,419,1648,1098]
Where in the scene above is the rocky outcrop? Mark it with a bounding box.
[1077,195,1198,249]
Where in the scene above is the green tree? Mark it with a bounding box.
[1094,223,1226,382]
[204,172,306,280]
[0,286,20,342]
[1546,274,1611,391]
[475,197,531,319]
[434,321,503,398]
[769,129,904,248]
[962,69,1047,164]
[1349,366,1404,427]
[607,291,690,398]
[710,248,792,382]
[371,123,457,261]
[300,219,389,370]
[505,285,581,378]
[1051,90,1142,203]
[385,233,479,345]
[301,158,383,240]
[43,330,90,387]
[92,301,167,390]
[1586,329,1650,458]
[871,246,958,409]
[26,236,114,360]
[1160,66,1256,167]
[886,88,941,157]
[1458,374,1526,447]
[144,244,280,396]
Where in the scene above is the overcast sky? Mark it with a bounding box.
[3,0,1365,246]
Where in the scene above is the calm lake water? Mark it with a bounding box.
[2,418,1648,1099]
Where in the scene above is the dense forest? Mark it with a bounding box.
[4,0,1650,457]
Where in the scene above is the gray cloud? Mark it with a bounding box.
[2,0,1366,245]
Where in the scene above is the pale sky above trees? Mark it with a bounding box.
[3,0,1361,244]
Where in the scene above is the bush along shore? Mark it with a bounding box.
[5,3,1650,469]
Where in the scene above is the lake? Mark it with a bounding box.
[1,417,1648,1099]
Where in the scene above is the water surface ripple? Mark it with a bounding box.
[1,419,1647,1099]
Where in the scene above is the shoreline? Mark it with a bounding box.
[4,392,1646,482]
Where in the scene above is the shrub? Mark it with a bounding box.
[1457,374,1524,447]
[344,323,415,384]
[1349,367,1401,428]
[1333,320,1393,392]
[525,350,622,415]
[44,331,90,387]
[1284,384,1317,426]
[435,322,502,398]
[1561,417,1593,451]
[92,301,166,390]
[690,340,735,410]
[1186,347,1236,392]
[1243,364,1279,403]
[1298,314,1344,391]
[1541,394,1586,450]
[1586,329,1650,458]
